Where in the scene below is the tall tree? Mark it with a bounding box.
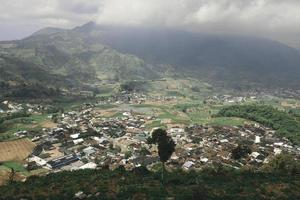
[148,128,176,182]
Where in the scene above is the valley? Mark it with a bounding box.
[0,84,299,186]
[0,21,300,199]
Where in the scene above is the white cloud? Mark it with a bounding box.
[0,0,300,47]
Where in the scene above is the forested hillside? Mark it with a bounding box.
[216,105,300,145]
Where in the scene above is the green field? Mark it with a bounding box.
[0,162,27,172]
[146,120,167,129]
[0,114,49,141]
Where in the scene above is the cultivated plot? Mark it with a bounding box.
[0,139,36,162]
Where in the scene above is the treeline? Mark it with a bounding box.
[0,111,29,126]
[3,84,61,99]
[216,104,300,145]
[120,80,147,92]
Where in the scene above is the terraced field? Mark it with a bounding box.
[0,139,36,162]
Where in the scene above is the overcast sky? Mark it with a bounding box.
[1,0,300,48]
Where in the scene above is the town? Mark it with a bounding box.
[1,91,299,179]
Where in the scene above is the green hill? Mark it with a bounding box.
[0,28,160,98]
[216,104,300,145]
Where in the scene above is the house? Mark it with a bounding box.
[79,162,97,169]
[28,156,47,166]
[182,161,195,170]
[83,146,96,156]
[251,152,260,159]
[220,139,229,143]
[70,133,80,139]
[200,158,209,163]
[73,138,84,145]
[255,136,261,144]
[47,154,80,169]
[274,148,282,155]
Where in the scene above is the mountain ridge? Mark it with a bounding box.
[0,21,300,99]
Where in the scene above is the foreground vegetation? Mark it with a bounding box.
[0,162,299,200]
[216,104,300,145]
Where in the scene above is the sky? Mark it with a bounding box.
[1,0,300,48]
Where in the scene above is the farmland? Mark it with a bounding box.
[0,139,36,162]
[0,114,55,141]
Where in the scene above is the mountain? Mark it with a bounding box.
[79,25,300,89]
[1,21,300,98]
[31,27,66,37]
[0,25,160,98]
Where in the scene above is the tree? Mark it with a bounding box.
[147,128,176,182]
[8,168,16,184]
[125,151,132,159]
[52,114,58,123]
[262,153,300,175]
[231,144,251,160]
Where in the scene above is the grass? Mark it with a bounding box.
[145,120,167,129]
[95,104,117,110]
[109,112,124,118]
[1,162,26,172]
[0,114,49,141]
[130,104,156,108]
[137,101,251,127]
[208,117,248,126]
[173,102,203,111]
[158,109,190,125]
[130,104,168,109]
[0,165,9,171]
[166,90,185,97]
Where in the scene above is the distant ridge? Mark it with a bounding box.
[31,27,66,36]
[0,21,300,97]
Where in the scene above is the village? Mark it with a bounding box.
[1,90,298,176]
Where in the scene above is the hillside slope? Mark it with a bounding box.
[82,24,300,89]
[0,27,160,98]
[1,21,300,96]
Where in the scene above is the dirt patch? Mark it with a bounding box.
[41,120,57,129]
[0,169,9,186]
[0,139,36,162]
[0,169,26,186]
[43,144,64,161]
[281,101,300,108]
[96,109,118,117]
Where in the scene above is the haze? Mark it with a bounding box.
[0,0,300,48]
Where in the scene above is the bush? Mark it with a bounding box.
[231,144,252,160]
[262,153,300,175]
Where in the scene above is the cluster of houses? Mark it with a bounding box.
[204,95,256,105]
[22,106,155,172]
[204,89,300,105]
[0,100,56,114]
[167,124,300,170]
[98,91,178,105]
[17,100,299,173]
[0,101,23,113]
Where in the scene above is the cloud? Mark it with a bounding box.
[0,0,300,47]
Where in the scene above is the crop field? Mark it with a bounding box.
[0,114,52,141]
[0,139,36,162]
